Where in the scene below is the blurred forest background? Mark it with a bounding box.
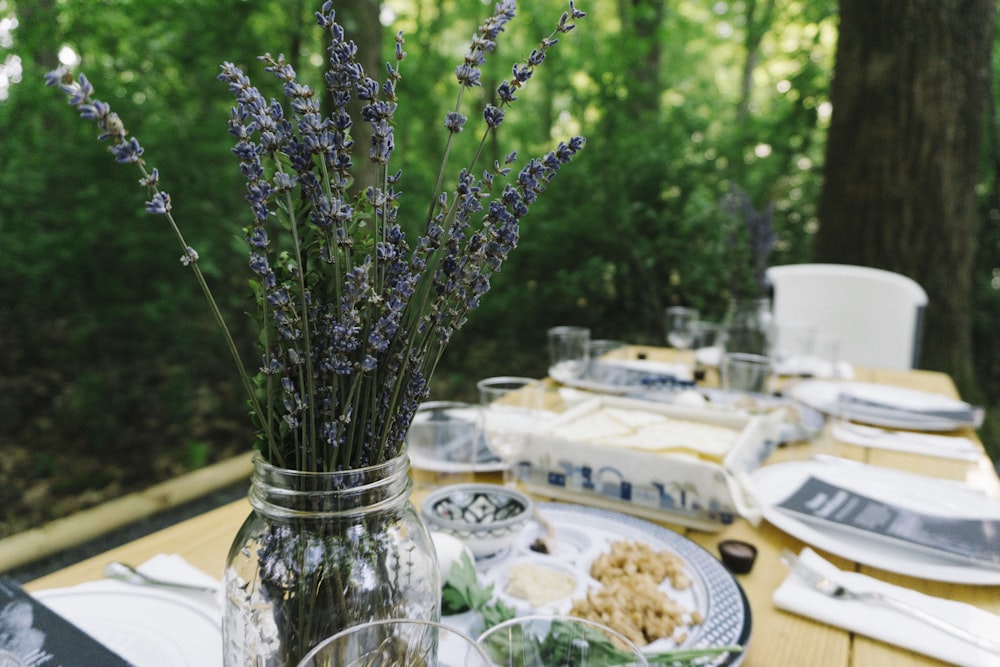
[1,0,999,537]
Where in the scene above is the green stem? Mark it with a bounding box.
[154,200,278,459]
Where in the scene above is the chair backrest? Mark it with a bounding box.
[765,263,928,370]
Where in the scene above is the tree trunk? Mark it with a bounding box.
[816,0,994,391]
[616,0,666,119]
[334,0,383,197]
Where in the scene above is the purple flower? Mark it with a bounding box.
[445,111,467,133]
[455,64,481,88]
[145,192,171,214]
[49,1,587,472]
[483,105,505,128]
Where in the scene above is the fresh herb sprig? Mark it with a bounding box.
[441,552,516,625]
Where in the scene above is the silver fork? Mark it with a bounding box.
[781,550,1000,656]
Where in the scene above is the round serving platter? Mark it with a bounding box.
[443,501,751,665]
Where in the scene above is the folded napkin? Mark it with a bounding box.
[836,384,981,425]
[774,548,1000,667]
[832,423,981,461]
[135,553,223,613]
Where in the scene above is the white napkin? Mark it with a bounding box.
[837,384,979,422]
[135,553,223,616]
[774,548,1000,667]
[832,423,981,461]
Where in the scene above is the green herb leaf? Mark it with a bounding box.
[439,551,516,624]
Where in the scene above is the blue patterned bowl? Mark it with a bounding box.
[421,484,533,559]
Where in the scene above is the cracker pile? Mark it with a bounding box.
[569,540,702,646]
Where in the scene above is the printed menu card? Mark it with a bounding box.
[0,576,132,666]
[776,476,1000,569]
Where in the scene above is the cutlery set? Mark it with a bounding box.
[781,550,1000,657]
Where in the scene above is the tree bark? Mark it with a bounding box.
[334,0,383,197]
[816,0,995,389]
[616,0,667,119]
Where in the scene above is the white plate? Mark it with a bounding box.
[785,380,975,431]
[752,459,1000,584]
[444,502,751,665]
[549,359,694,395]
[408,448,509,474]
[35,584,222,666]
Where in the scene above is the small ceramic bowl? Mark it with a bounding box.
[421,484,533,559]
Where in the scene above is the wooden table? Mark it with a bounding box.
[25,349,1000,666]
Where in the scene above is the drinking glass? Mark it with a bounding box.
[770,321,817,375]
[587,339,630,384]
[406,401,484,489]
[477,376,546,486]
[477,614,649,666]
[297,619,491,667]
[812,333,843,378]
[720,352,772,395]
[547,326,591,381]
[664,307,699,350]
[689,321,727,380]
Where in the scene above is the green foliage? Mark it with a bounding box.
[1,0,997,484]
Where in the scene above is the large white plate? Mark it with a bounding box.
[785,380,976,431]
[751,459,1000,584]
[407,405,509,474]
[408,448,509,474]
[35,584,222,666]
[445,502,751,665]
[549,359,694,395]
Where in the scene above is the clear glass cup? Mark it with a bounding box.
[770,321,817,375]
[547,326,591,381]
[297,619,491,667]
[689,321,727,380]
[587,339,630,384]
[664,306,699,350]
[405,401,485,489]
[477,376,546,486]
[477,614,649,666]
[720,352,772,394]
[812,333,843,378]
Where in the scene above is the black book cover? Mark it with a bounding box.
[776,475,1000,568]
[0,576,133,666]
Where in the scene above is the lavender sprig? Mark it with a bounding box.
[44,67,279,458]
[48,1,586,472]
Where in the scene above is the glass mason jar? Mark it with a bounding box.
[722,296,773,356]
[222,452,440,667]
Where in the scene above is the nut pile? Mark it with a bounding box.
[569,540,702,646]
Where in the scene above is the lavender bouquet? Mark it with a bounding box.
[47,1,584,474]
[49,2,585,663]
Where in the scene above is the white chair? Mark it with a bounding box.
[765,263,928,370]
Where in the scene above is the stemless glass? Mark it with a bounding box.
[720,352,772,395]
[477,376,546,486]
[477,615,649,667]
[547,326,591,381]
[689,321,727,380]
[405,401,484,489]
[664,307,699,351]
[297,619,490,667]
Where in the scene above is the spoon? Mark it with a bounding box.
[103,561,220,594]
